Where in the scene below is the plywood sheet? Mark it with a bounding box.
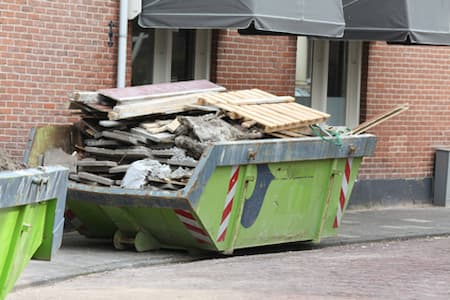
[98,80,225,104]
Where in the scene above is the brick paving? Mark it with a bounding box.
[9,236,450,300]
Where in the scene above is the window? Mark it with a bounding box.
[131,20,211,85]
[296,38,362,127]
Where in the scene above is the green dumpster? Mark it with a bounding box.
[27,125,376,254]
[0,166,68,300]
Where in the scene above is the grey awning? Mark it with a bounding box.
[343,0,450,45]
[139,0,345,38]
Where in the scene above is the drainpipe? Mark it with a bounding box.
[117,0,128,88]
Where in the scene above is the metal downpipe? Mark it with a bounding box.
[117,0,128,88]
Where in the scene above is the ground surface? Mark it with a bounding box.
[9,236,450,300]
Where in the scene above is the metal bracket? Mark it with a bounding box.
[108,21,117,48]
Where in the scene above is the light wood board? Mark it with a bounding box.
[199,89,329,132]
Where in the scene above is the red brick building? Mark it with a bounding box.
[1,1,449,207]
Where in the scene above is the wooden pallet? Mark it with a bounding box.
[199,89,330,132]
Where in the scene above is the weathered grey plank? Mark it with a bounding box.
[109,164,130,174]
[78,172,114,186]
[77,160,118,168]
[84,139,121,147]
[70,91,99,103]
[98,80,225,104]
[130,127,175,143]
[102,131,140,145]
[84,146,153,158]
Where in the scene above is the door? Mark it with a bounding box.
[296,38,362,128]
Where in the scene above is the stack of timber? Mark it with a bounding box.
[198,89,330,135]
[68,80,376,191]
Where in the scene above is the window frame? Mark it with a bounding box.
[152,29,212,84]
[296,38,362,128]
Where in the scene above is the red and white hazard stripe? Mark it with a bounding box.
[216,166,241,242]
[174,209,211,244]
[334,158,353,228]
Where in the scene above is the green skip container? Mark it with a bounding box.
[26,125,376,254]
[0,166,68,300]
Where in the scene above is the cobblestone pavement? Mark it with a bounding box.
[9,236,450,300]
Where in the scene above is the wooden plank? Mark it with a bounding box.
[203,89,294,106]
[141,126,168,134]
[112,130,147,143]
[165,159,197,168]
[98,80,226,104]
[78,172,114,186]
[101,130,140,145]
[200,90,330,132]
[70,91,99,103]
[208,102,277,126]
[259,104,329,131]
[84,146,153,158]
[274,103,320,120]
[183,104,220,112]
[229,96,294,105]
[70,101,112,114]
[84,139,121,147]
[99,120,125,128]
[107,93,215,120]
[352,104,409,134]
[77,160,118,168]
[130,127,175,143]
[140,120,172,130]
[165,119,181,133]
[283,102,330,118]
[109,164,130,174]
[147,177,187,187]
[250,105,299,124]
[249,89,278,98]
[69,174,96,185]
[140,119,180,134]
[74,120,98,138]
[151,148,181,158]
[241,120,258,128]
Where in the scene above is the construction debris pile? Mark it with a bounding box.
[64,80,407,191]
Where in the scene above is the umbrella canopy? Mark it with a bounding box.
[343,0,450,45]
[139,0,345,38]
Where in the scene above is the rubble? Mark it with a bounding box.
[61,80,407,192]
[0,150,26,171]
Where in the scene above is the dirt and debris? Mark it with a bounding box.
[60,80,408,191]
[0,150,26,171]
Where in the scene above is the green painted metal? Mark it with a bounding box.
[26,125,375,254]
[0,167,68,300]
[0,202,52,299]
[65,201,116,239]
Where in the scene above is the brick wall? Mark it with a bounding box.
[0,0,124,160]
[212,30,297,96]
[359,42,450,180]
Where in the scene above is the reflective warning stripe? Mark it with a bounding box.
[334,158,353,228]
[174,209,211,244]
[217,166,240,242]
